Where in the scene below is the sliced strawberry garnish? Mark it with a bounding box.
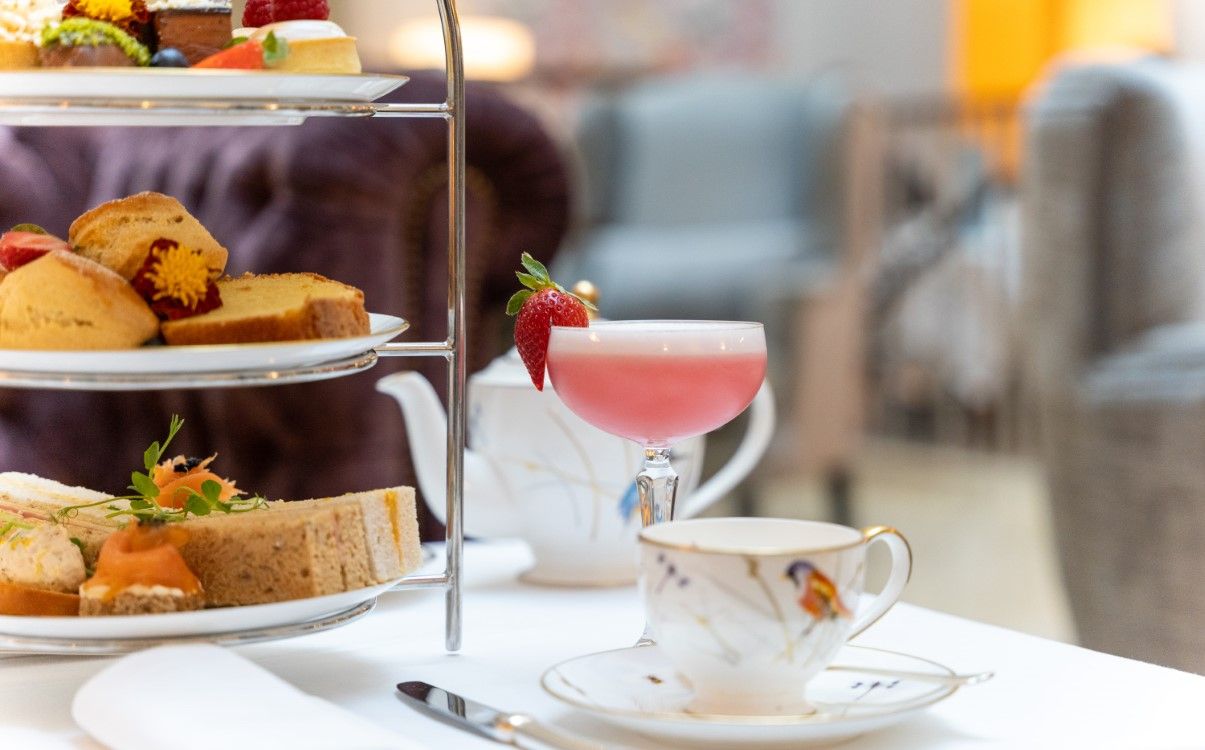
[0,226,72,272]
[243,0,330,27]
[194,31,288,69]
[507,252,594,390]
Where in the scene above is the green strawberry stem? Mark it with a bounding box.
[506,251,597,316]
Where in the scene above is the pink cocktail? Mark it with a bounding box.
[547,321,766,527]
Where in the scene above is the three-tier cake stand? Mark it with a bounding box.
[0,0,468,654]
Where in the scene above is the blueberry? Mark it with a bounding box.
[151,48,189,68]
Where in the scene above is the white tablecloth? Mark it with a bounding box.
[1,540,1204,749]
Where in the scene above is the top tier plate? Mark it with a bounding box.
[0,69,411,126]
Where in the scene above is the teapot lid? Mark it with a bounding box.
[473,347,543,388]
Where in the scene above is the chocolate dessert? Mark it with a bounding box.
[153,7,231,65]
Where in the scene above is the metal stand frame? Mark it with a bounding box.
[0,0,467,653]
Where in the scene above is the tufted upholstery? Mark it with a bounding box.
[0,73,571,539]
[1022,58,1205,671]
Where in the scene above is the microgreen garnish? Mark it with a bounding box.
[262,31,288,66]
[53,415,267,526]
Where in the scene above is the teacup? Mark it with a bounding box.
[638,517,912,714]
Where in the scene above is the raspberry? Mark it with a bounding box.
[242,0,330,27]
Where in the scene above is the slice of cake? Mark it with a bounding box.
[160,272,370,346]
[242,20,361,74]
[151,0,232,65]
[0,251,159,350]
[69,192,228,282]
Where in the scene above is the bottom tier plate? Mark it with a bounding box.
[0,577,402,655]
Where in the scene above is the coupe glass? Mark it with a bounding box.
[547,320,767,531]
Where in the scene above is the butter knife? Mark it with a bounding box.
[396,681,606,750]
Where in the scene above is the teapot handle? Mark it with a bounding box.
[679,381,776,518]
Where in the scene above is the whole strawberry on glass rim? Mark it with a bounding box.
[507,252,596,391]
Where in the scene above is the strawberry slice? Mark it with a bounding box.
[0,226,72,272]
[194,31,288,69]
[507,252,595,390]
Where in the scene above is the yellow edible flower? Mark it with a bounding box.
[146,243,211,308]
[73,0,136,23]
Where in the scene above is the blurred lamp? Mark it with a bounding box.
[389,16,536,81]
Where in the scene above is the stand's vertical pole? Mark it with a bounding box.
[437,0,466,652]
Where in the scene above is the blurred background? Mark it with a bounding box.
[7,0,1205,674]
[318,0,1203,670]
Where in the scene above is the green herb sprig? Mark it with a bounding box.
[53,415,268,526]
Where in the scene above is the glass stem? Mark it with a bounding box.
[636,447,677,647]
[637,447,679,527]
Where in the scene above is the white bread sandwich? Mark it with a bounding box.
[0,472,121,567]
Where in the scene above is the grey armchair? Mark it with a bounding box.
[1021,57,1205,672]
[555,72,882,513]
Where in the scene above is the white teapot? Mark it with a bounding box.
[376,349,775,586]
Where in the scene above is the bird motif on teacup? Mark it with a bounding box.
[785,560,851,622]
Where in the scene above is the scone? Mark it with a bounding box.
[161,272,370,345]
[0,251,159,350]
[70,192,228,281]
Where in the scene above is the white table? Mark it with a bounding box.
[2,540,1204,749]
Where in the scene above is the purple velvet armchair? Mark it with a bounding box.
[0,74,570,539]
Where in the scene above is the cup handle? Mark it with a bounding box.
[848,526,913,638]
[679,381,777,517]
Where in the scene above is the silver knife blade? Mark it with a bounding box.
[396,681,510,744]
[396,681,606,750]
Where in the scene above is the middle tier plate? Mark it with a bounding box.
[0,312,407,375]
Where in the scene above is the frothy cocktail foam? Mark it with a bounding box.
[549,321,764,356]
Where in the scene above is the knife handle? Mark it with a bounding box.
[506,714,607,750]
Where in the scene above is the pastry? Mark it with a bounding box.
[79,522,205,616]
[236,20,359,74]
[39,17,151,67]
[0,0,61,69]
[161,272,369,345]
[150,0,230,66]
[0,250,159,350]
[69,192,228,281]
[61,0,150,37]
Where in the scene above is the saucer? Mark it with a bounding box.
[541,644,962,747]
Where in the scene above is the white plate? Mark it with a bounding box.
[0,68,408,102]
[0,577,400,640]
[0,312,407,374]
[542,644,967,747]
